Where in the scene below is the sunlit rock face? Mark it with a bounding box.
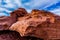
[9,9,60,40]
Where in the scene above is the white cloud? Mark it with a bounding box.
[13,0,22,7]
[0,7,11,13]
[4,0,11,3]
[43,0,60,9]
[23,0,60,13]
[1,0,22,8]
[26,9,31,13]
[0,13,8,16]
[4,3,16,8]
[50,8,60,15]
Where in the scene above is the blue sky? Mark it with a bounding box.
[0,0,60,16]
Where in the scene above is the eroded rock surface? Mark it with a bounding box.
[0,8,60,40]
[9,9,60,40]
[0,16,16,30]
[0,8,44,40]
[0,30,43,40]
[0,30,24,40]
[0,8,27,30]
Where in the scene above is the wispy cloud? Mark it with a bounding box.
[50,8,60,15]
[22,0,60,9]
[0,0,60,16]
[0,13,9,16]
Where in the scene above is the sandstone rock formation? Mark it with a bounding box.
[0,8,27,30]
[10,8,28,21]
[0,8,60,40]
[9,9,60,40]
[0,8,38,40]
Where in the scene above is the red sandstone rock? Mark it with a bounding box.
[0,16,16,30]
[0,8,28,30]
[0,8,43,40]
[0,8,60,40]
[10,9,60,40]
[10,8,28,21]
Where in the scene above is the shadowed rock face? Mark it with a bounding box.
[0,30,43,40]
[0,8,28,30]
[0,16,16,30]
[10,8,28,21]
[0,30,23,40]
[9,9,60,40]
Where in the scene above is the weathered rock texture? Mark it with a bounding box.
[0,8,43,40]
[0,8,60,40]
[0,8,27,30]
[10,9,60,40]
[10,8,28,21]
[0,30,43,40]
[0,16,16,30]
[0,30,25,40]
